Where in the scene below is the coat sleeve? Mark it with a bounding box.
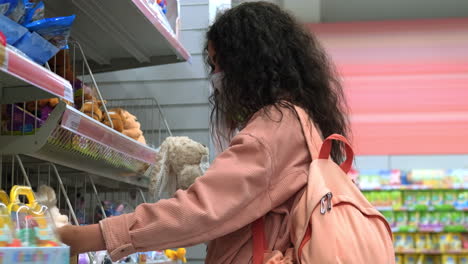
[99,133,274,261]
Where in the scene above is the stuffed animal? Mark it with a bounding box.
[35,185,69,228]
[80,101,104,121]
[25,98,59,113]
[102,108,125,133]
[150,136,209,199]
[120,109,146,144]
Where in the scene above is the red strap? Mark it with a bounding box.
[252,218,266,264]
[319,134,354,173]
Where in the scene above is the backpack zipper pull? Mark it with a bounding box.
[320,192,333,215]
[327,192,333,212]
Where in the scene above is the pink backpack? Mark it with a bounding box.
[252,106,395,264]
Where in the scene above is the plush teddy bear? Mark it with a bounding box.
[35,185,69,228]
[80,100,104,121]
[150,136,209,200]
[102,108,125,133]
[121,109,146,144]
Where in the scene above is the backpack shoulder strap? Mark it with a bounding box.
[293,105,323,161]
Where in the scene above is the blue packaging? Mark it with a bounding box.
[0,0,17,16]
[25,14,75,49]
[20,0,43,25]
[5,0,24,22]
[0,13,27,44]
[13,31,59,64]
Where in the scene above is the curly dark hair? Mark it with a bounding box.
[205,2,350,163]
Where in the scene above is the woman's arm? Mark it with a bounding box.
[60,133,273,261]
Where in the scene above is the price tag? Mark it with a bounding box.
[63,111,81,131]
[0,32,7,69]
[64,85,74,102]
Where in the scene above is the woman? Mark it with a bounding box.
[59,2,349,263]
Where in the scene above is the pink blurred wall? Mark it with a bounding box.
[307,18,468,155]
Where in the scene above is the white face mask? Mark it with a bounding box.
[210,72,224,92]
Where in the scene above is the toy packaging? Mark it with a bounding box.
[459,255,468,264]
[394,254,403,264]
[431,191,444,209]
[407,212,419,232]
[13,31,59,64]
[2,104,45,135]
[25,15,76,50]
[441,254,457,264]
[395,211,408,229]
[403,254,418,264]
[415,191,430,210]
[444,191,457,207]
[0,185,69,264]
[0,13,28,44]
[391,191,403,209]
[404,191,417,210]
[19,1,43,25]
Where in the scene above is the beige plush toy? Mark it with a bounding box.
[121,109,146,144]
[150,136,209,199]
[35,185,69,228]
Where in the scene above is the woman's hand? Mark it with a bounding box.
[58,224,106,256]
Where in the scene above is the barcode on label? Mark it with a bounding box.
[69,120,80,130]
[63,113,81,131]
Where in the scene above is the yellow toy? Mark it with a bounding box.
[0,190,9,205]
[0,201,14,247]
[165,248,187,263]
[8,186,59,247]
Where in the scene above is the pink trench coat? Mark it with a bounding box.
[100,105,311,263]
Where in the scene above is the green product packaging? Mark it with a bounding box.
[395,211,408,227]
[391,191,403,209]
[429,211,441,226]
[440,212,451,225]
[408,211,420,230]
[419,211,429,225]
[404,191,417,210]
[381,191,391,207]
[450,211,462,225]
[382,211,395,226]
[374,192,384,207]
[416,191,430,206]
[444,191,457,206]
[431,191,444,207]
[366,192,376,206]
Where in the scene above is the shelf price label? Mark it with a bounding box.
[0,31,7,69]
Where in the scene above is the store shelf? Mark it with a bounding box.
[361,185,467,191]
[396,250,468,255]
[0,46,74,104]
[0,102,158,188]
[375,206,468,212]
[46,0,191,73]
